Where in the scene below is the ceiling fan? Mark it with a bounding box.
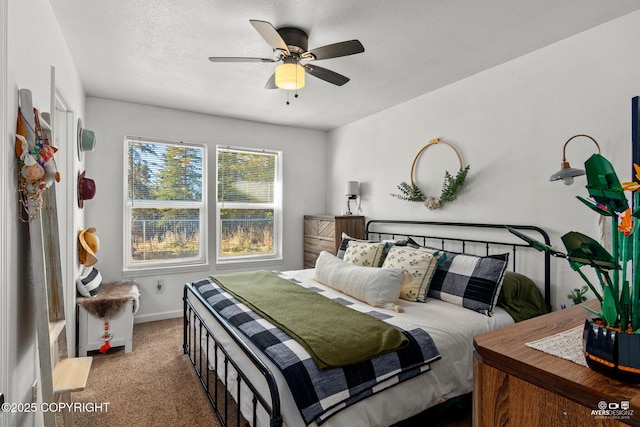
[208,20,365,90]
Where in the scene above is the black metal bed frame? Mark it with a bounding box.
[183,220,552,427]
[183,286,282,427]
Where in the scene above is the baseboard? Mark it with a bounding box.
[134,309,182,324]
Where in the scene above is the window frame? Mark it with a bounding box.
[215,145,283,266]
[123,136,208,276]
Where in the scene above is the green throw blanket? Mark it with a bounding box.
[211,271,408,370]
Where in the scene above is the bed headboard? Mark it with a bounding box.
[365,220,551,311]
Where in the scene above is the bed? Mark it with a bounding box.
[183,220,551,427]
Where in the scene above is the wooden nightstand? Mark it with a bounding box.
[303,215,365,268]
[473,300,640,426]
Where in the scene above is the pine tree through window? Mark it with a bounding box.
[125,138,206,270]
[216,146,282,262]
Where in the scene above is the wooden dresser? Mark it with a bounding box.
[473,300,640,426]
[303,215,365,268]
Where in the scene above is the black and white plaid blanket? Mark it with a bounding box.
[192,272,440,426]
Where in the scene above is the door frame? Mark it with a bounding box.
[52,82,76,356]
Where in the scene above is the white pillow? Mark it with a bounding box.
[314,251,403,310]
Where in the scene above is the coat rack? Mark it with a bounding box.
[18,88,92,427]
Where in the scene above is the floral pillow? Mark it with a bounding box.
[337,233,367,259]
[343,241,387,267]
[381,246,442,302]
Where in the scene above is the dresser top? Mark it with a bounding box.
[474,300,640,421]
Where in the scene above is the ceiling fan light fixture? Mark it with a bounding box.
[275,62,305,90]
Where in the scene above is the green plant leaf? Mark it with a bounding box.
[440,165,470,202]
[390,182,426,202]
[582,305,603,319]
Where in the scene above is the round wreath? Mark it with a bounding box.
[391,138,470,210]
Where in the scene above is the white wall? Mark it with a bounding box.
[4,0,85,426]
[84,98,328,322]
[327,10,640,310]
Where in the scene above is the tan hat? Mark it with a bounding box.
[78,227,99,266]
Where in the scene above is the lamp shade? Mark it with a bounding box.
[550,134,601,185]
[345,181,359,197]
[275,63,305,90]
[550,161,586,185]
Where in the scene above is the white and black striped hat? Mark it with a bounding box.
[76,266,102,297]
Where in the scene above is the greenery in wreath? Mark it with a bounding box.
[391,165,470,210]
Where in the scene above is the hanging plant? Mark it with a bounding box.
[391,138,470,210]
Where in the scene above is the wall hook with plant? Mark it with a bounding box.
[391,138,470,210]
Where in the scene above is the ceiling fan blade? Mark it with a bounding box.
[250,20,290,55]
[209,57,276,63]
[302,64,350,86]
[264,73,277,89]
[303,40,364,61]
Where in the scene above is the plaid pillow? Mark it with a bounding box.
[428,252,509,316]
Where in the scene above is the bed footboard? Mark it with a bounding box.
[183,283,282,427]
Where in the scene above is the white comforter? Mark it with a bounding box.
[188,268,514,427]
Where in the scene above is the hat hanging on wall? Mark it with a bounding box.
[76,265,102,297]
[78,227,100,266]
[77,170,96,208]
[77,118,97,160]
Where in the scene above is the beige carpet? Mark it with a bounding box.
[69,317,220,427]
[65,316,471,427]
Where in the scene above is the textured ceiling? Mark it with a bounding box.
[49,0,640,131]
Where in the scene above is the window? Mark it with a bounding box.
[216,146,282,263]
[124,137,207,271]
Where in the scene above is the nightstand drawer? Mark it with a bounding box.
[304,236,334,254]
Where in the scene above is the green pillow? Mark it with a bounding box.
[497,271,548,322]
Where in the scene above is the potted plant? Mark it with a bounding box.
[567,285,589,305]
[508,153,640,383]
